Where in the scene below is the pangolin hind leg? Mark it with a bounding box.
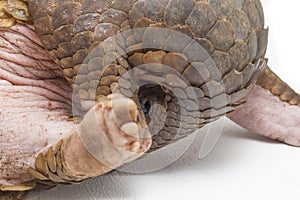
[228,67,300,146]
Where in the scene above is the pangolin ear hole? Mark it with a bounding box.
[136,84,167,122]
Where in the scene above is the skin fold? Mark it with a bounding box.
[0,0,299,199]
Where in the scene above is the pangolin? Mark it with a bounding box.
[0,0,299,199]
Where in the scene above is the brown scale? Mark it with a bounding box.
[27,139,94,185]
[0,0,32,27]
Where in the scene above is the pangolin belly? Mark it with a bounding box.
[0,25,74,186]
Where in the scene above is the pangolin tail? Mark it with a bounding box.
[257,67,300,106]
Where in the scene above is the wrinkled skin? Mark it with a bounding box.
[0,0,300,199]
[0,24,152,198]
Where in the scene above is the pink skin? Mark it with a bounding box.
[228,85,300,146]
[0,24,74,185]
[0,24,150,187]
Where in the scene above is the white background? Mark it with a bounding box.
[27,1,300,199]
